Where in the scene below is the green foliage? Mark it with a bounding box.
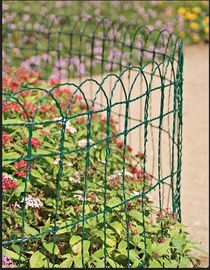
[2,66,204,268]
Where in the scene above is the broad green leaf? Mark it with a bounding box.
[70,235,81,254]
[92,248,104,259]
[59,258,73,267]
[107,258,121,268]
[179,257,191,268]
[152,239,170,256]
[172,234,184,250]
[12,144,25,153]
[31,169,44,179]
[93,258,104,268]
[149,260,162,268]
[2,248,21,261]
[43,242,59,255]
[73,257,83,268]
[118,240,127,253]
[29,251,44,268]
[41,218,51,232]
[3,152,20,160]
[25,223,39,235]
[110,221,123,235]
[3,119,23,125]
[106,197,121,208]
[69,235,81,246]
[43,156,55,165]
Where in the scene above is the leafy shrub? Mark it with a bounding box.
[2,65,203,268]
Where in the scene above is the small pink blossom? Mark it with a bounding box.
[11,201,21,210]
[78,139,96,148]
[2,255,15,268]
[66,122,77,134]
[21,195,43,209]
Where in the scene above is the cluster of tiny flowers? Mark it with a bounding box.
[2,173,17,191]
[69,171,81,184]
[2,255,15,268]
[54,158,60,165]
[2,131,13,146]
[21,195,43,209]
[66,122,77,134]
[88,193,97,200]
[108,170,133,180]
[23,137,41,148]
[69,177,81,184]
[14,160,27,177]
[53,158,73,167]
[39,128,51,136]
[78,139,96,148]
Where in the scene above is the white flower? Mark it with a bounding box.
[66,162,73,167]
[66,122,77,134]
[21,195,43,209]
[69,176,81,184]
[124,170,133,178]
[78,139,96,148]
[109,170,133,181]
[132,191,141,197]
[53,117,62,123]
[54,158,60,165]
[73,194,83,201]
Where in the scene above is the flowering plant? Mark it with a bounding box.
[2,65,204,268]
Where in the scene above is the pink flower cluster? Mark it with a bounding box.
[14,160,28,177]
[2,173,17,191]
[2,255,15,268]
[23,137,42,148]
[21,195,43,209]
[2,131,13,146]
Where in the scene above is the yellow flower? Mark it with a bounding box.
[192,7,202,14]
[177,7,186,15]
[204,16,209,24]
[204,27,209,34]
[179,31,185,38]
[185,12,197,20]
[190,22,199,30]
[192,33,200,42]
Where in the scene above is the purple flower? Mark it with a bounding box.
[41,54,51,62]
[23,14,30,21]
[78,62,85,76]
[147,25,154,32]
[3,4,9,11]
[21,195,43,209]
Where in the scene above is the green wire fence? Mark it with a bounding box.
[2,14,183,268]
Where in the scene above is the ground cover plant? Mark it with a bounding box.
[2,64,205,268]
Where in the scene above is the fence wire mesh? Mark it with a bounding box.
[2,14,183,268]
